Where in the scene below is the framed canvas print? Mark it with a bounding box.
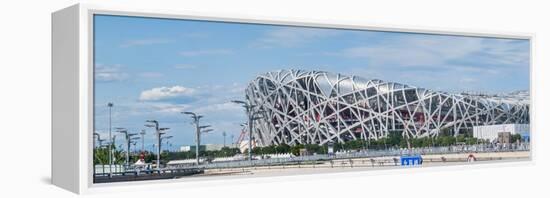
[52,4,533,194]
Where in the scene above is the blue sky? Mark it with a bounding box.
[93,14,530,149]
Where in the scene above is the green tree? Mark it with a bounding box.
[304,144,323,154]
[93,144,126,165]
[275,144,291,153]
[511,134,522,143]
[290,144,304,156]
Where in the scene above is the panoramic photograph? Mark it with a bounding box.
[92,14,531,183]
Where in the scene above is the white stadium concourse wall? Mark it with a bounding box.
[245,69,530,146]
[473,124,530,142]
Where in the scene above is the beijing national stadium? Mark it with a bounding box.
[244,69,529,146]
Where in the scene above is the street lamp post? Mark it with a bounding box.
[222,131,227,147]
[110,135,117,172]
[231,100,265,163]
[140,130,146,152]
[182,112,212,165]
[93,132,102,149]
[116,128,138,167]
[198,127,212,163]
[129,136,140,162]
[107,102,113,178]
[230,134,234,148]
[130,141,138,155]
[161,135,173,153]
[146,120,169,171]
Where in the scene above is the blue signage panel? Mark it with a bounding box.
[400,155,423,166]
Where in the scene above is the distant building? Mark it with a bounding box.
[179,145,205,152]
[204,144,223,151]
[206,144,238,151]
[473,124,530,142]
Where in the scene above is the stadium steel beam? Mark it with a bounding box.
[245,69,529,146]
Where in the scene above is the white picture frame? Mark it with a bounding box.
[52,3,535,194]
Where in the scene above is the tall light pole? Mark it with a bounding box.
[107,102,113,178]
[230,134,235,147]
[116,128,138,167]
[130,137,140,153]
[93,132,102,148]
[110,135,117,167]
[222,131,227,147]
[161,135,173,153]
[126,133,138,164]
[232,100,264,163]
[146,120,169,170]
[140,130,146,152]
[145,121,158,169]
[130,140,138,155]
[93,133,106,168]
[198,126,212,162]
[182,112,212,165]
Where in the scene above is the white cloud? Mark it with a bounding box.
[193,102,243,114]
[138,72,164,78]
[173,64,198,69]
[325,36,529,83]
[452,64,499,74]
[328,35,483,66]
[195,83,246,105]
[252,27,339,48]
[119,38,172,48]
[95,64,128,82]
[459,77,477,83]
[179,49,232,57]
[180,32,209,39]
[327,35,529,72]
[139,86,196,101]
[149,103,191,113]
[479,39,530,66]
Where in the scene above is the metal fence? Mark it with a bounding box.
[168,143,530,170]
[94,164,126,174]
[96,143,529,175]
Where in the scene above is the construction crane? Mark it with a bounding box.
[236,123,256,153]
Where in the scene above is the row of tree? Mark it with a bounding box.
[93,147,126,165]
[93,146,241,165]
[249,132,496,156]
[164,147,241,160]
[94,133,523,164]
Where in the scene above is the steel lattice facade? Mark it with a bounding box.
[245,69,529,146]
